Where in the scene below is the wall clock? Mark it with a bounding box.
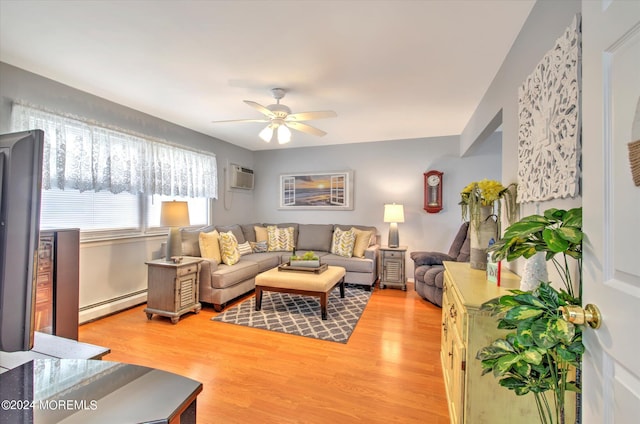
[424,170,443,213]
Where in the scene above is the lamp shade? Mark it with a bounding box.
[277,125,292,144]
[383,204,405,223]
[160,201,190,227]
[259,125,273,142]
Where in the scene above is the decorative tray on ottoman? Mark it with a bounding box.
[278,262,328,274]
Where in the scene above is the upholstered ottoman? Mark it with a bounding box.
[254,266,346,320]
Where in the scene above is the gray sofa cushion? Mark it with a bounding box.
[215,224,246,244]
[297,224,334,252]
[321,254,375,273]
[240,223,262,243]
[209,260,259,289]
[180,225,215,256]
[240,252,281,272]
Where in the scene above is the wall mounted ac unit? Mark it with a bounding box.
[229,164,254,190]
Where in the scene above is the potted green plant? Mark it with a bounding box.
[489,207,582,299]
[289,251,320,268]
[476,207,584,424]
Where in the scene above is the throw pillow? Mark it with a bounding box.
[199,230,221,263]
[267,226,295,252]
[250,240,268,253]
[254,226,268,242]
[331,228,356,258]
[351,227,373,258]
[219,231,241,265]
[237,241,253,256]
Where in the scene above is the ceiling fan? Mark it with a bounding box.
[212,88,337,144]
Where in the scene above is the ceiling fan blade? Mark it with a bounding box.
[211,118,269,124]
[285,121,327,137]
[243,100,275,118]
[285,110,337,121]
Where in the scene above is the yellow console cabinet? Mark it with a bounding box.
[441,261,542,424]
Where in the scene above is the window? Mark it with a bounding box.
[40,190,210,236]
[330,174,346,206]
[12,103,217,238]
[41,189,140,232]
[146,195,208,228]
[282,176,296,206]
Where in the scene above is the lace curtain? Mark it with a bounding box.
[11,103,218,198]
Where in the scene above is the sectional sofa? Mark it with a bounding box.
[179,223,379,311]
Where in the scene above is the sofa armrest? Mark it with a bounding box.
[410,251,455,266]
[364,244,379,261]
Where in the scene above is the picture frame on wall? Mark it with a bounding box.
[278,171,354,210]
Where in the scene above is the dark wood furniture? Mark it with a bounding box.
[254,266,346,320]
[0,358,202,423]
[144,258,202,324]
[35,229,80,340]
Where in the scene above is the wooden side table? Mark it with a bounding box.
[144,258,202,324]
[379,245,407,290]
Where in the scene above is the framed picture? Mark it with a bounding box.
[279,171,354,210]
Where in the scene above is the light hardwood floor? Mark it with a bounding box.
[79,282,450,424]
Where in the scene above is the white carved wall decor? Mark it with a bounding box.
[517,15,581,203]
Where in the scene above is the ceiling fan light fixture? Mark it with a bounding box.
[277,125,292,144]
[259,125,273,142]
[213,88,337,145]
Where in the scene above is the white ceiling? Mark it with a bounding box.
[0,0,534,151]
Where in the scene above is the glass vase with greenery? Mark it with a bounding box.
[476,207,584,424]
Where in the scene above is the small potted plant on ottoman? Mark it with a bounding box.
[290,251,320,268]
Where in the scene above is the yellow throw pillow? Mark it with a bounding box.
[351,227,373,258]
[331,228,356,258]
[267,226,295,252]
[254,226,268,242]
[219,231,240,265]
[199,230,221,263]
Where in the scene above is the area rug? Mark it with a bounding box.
[211,285,371,343]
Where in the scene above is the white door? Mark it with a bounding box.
[581,1,640,422]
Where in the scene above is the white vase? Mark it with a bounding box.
[469,205,498,270]
[520,252,548,291]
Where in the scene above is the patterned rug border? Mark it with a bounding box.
[211,285,372,343]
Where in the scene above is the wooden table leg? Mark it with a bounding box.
[320,293,328,320]
[255,286,263,311]
[339,279,345,298]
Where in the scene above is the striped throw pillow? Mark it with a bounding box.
[237,241,253,256]
[250,240,268,253]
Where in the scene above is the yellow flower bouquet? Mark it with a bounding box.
[459,179,517,232]
[460,179,507,206]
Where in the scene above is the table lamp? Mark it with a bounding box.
[384,203,405,248]
[161,200,190,260]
